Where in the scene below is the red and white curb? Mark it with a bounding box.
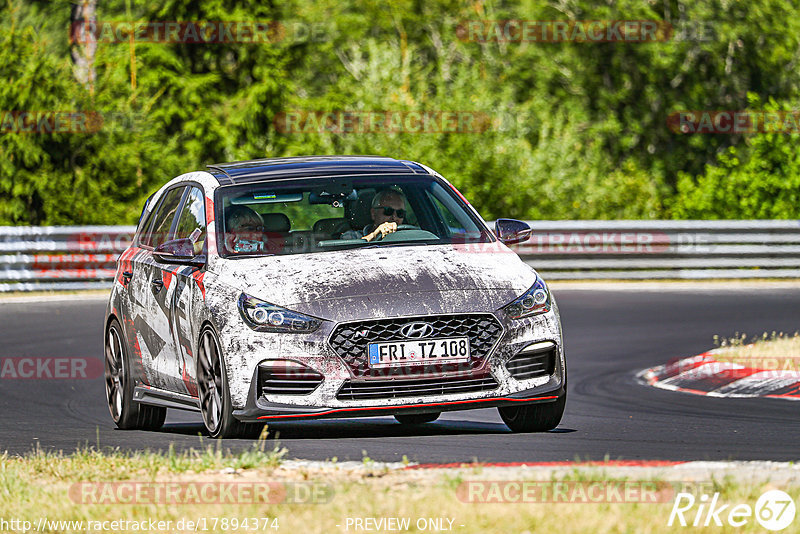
[637,352,800,399]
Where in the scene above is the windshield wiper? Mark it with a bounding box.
[227,253,276,259]
[360,240,434,248]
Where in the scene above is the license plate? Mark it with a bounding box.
[367,337,471,368]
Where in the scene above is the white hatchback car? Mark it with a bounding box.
[104,156,566,438]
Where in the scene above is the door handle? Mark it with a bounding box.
[151,278,164,292]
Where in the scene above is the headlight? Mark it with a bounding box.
[238,293,321,333]
[503,274,551,319]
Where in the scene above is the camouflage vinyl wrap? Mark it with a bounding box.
[105,170,565,418]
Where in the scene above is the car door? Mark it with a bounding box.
[129,185,187,392]
[115,193,154,366]
[164,185,208,399]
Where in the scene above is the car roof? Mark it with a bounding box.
[206,156,431,185]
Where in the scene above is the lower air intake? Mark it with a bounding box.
[336,373,498,401]
[259,365,324,396]
[506,343,557,380]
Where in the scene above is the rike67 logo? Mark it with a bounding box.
[669,489,796,531]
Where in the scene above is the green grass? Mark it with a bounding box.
[3,436,287,483]
[1,445,798,533]
[712,331,800,370]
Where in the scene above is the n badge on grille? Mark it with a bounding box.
[354,328,369,339]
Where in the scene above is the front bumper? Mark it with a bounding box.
[219,299,566,420]
[233,379,565,422]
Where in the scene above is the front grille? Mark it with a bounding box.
[336,373,498,401]
[328,314,504,378]
[258,366,324,396]
[505,344,556,380]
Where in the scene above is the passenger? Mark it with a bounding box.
[224,205,266,253]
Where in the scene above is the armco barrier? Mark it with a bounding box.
[1,221,799,291]
[0,226,136,292]
[517,220,800,280]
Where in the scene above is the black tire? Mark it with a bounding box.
[498,391,566,433]
[394,412,440,425]
[104,318,166,431]
[197,326,264,439]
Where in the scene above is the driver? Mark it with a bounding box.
[224,205,266,253]
[342,188,407,242]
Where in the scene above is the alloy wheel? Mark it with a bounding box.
[198,328,224,433]
[104,324,125,422]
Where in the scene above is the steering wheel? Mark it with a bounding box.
[372,224,419,241]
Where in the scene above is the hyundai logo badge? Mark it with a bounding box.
[400,322,434,339]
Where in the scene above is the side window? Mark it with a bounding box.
[137,202,157,243]
[174,187,207,255]
[136,194,154,228]
[140,187,186,248]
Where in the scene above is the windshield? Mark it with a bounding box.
[214,174,493,257]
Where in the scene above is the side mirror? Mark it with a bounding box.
[495,219,532,245]
[154,238,205,266]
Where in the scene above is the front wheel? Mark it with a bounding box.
[104,318,165,431]
[498,392,566,432]
[197,326,263,439]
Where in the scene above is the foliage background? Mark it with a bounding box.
[1,0,799,224]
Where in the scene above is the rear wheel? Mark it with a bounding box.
[197,326,263,439]
[104,319,166,431]
[394,412,440,425]
[498,391,566,433]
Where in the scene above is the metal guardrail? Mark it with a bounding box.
[516,220,800,280]
[1,221,799,291]
[0,226,136,292]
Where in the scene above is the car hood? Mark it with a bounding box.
[210,244,536,321]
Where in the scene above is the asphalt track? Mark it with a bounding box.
[1,287,799,462]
